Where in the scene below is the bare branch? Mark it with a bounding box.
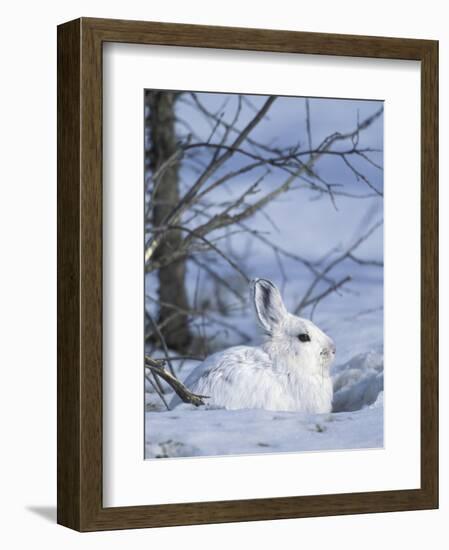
[348,253,383,267]
[304,275,352,317]
[145,356,208,407]
[305,98,313,152]
[145,372,170,410]
[316,106,383,152]
[295,220,383,314]
[146,311,176,376]
[168,224,250,282]
[341,154,383,196]
[147,295,252,342]
[190,256,246,303]
[145,96,277,264]
[189,93,280,156]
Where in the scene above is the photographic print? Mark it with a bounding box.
[144,90,384,459]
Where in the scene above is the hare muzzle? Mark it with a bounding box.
[320,340,336,366]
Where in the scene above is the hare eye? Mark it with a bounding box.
[298,333,311,343]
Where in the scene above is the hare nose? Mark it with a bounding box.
[330,341,336,355]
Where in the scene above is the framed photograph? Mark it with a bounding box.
[57,17,438,531]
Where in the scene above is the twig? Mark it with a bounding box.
[341,155,383,196]
[146,311,176,376]
[189,93,279,156]
[167,224,250,283]
[190,256,246,303]
[295,220,383,314]
[145,96,277,264]
[348,253,383,267]
[306,275,352,319]
[305,98,313,152]
[145,356,208,407]
[145,372,170,410]
[146,295,252,342]
[159,355,205,362]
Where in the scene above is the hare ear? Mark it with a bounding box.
[251,279,288,333]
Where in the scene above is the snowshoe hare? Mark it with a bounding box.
[171,278,336,413]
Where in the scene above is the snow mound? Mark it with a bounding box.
[145,350,384,458]
[332,350,384,412]
[145,405,383,458]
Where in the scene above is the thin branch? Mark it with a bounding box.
[305,98,313,152]
[237,221,326,279]
[160,355,205,362]
[354,150,383,171]
[145,356,208,407]
[147,295,252,342]
[305,275,352,316]
[190,256,246,303]
[295,220,383,314]
[146,311,176,376]
[151,224,250,282]
[189,93,279,156]
[348,253,383,267]
[145,372,170,410]
[341,154,383,196]
[145,96,277,264]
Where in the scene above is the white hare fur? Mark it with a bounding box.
[171,278,336,413]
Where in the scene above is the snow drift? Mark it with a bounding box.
[145,349,384,459]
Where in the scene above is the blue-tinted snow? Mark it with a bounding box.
[145,92,384,458]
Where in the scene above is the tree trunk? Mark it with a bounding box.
[146,91,192,352]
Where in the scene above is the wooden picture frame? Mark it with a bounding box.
[57,17,438,531]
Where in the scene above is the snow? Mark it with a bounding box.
[145,349,384,459]
[333,350,384,412]
[145,402,383,459]
[144,278,384,459]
